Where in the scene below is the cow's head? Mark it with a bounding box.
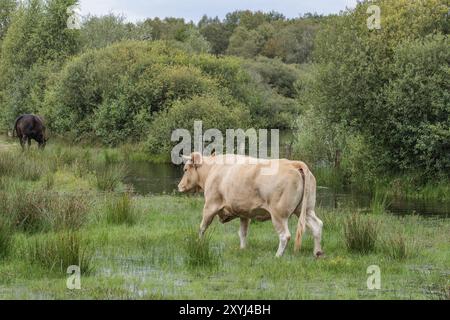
[178,152,203,193]
[38,133,49,150]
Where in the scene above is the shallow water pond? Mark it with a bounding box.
[124,161,450,217]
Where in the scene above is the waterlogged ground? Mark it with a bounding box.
[0,138,449,299]
[0,195,449,300]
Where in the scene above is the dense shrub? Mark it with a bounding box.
[146,95,251,154]
[41,41,293,147]
[308,0,449,177]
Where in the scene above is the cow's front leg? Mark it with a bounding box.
[272,215,291,258]
[199,204,219,238]
[238,218,250,249]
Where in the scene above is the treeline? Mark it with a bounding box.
[0,0,448,185]
[0,0,306,146]
[296,0,449,184]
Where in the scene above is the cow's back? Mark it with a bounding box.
[204,155,305,217]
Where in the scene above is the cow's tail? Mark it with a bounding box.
[12,115,24,137]
[294,161,310,252]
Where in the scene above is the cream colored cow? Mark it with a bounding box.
[178,152,324,257]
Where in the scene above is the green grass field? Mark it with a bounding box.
[0,140,449,300]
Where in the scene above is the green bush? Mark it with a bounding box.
[146,94,251,155]
[41,40,299,147]
[311,0,449,176]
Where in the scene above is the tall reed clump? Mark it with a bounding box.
[370,187,390,215]
[105,193,137,225]
[44,194,91,231]
[184,228,221,271]
[2,188,90,233]
[8,189,52,233]
[95,164,127,192]
[344,214,379,254]
[0,150,54,181]
[314,167,346,190]
[25,231,94,275]
[382,233,416,260]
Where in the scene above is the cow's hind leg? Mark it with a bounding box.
[19,136,25,151]
[271,215,291,258]
[21,136,28,151]
[238,218,250,249]
[306,211,324,257]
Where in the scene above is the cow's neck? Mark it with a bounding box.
[196,161,213,190]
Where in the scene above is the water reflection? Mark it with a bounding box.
[124,161,449,217]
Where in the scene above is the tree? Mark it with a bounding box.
[226,26,262,58]
[0,0,80,128]
[198,15,230,55]
[0,0,16,40]
[183,27,211,53]
[310,0,449,176]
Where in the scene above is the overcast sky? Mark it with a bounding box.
[78,0,358,23]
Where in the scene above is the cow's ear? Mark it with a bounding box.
[191,152,203,166]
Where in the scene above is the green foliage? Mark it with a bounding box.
[310,0,449,177]
[146,94,251,155]
[0,0,16,40]
[0,0,79,129]
[80,14,145,50]
[242,56,300,98]
[181,27,211,54]
[198,15,230,55]
[41,40,294,147]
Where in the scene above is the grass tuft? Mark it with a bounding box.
[25,231,94,275]
[382,233,416,260]
[105,193,137,225]
[370,187,390,215]
[344,213,378,254]
[95,164,127,192]
[184,228,221,271]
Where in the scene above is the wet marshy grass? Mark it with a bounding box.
[0,141,448,299]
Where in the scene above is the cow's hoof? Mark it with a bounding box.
[315,251,325,259]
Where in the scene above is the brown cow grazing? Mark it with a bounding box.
[14,114,48,150]
[178,152,324,258]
